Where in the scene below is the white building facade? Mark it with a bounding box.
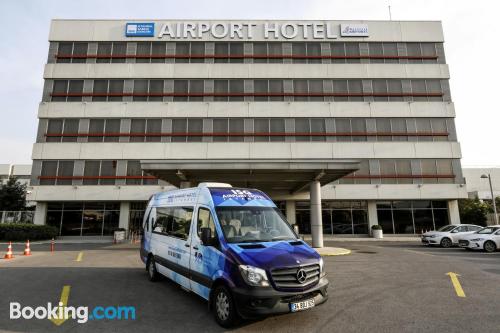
[29,19,467,238]
[0,164,32,186]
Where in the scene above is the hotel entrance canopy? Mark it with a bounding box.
[141,159,360,193]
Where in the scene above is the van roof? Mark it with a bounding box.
[198,182,232,188]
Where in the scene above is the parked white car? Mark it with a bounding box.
[458,225,500,252]
[421,224,483,248]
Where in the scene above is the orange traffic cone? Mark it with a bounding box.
[23,240,31,256]
[4,242,14,259]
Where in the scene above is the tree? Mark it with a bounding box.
[0,177,27,211]
[458,197,489,226]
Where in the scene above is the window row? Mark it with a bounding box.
[376,201,451,234]
[46,201,120,236]
[334,159,459,185]
[48,79,450,102]
[291,201,369,234]
[41,117,456,143]
[52,41,445,64]
[38,160,159,185]
[35,159,460,186]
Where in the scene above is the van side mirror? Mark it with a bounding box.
[200,227,214,246]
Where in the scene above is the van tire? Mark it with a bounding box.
[147,256,159,282]
[212,285,239,328]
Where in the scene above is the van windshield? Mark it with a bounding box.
[215,207,297,243]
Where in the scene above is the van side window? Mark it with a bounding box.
[154,206,193,240]
[197,207,216,237]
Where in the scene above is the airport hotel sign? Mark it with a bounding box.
[125,22,369,39]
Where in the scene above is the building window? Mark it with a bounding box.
[126,160,158,185]
[295,201,368,234]
[46,119,79,142]
[83,161,100,185]
[83,160,117,185]
[376,201,449,234]
[39,160,74,185]
[40,161,58,185]
[56,42,88,63]
[47,202,120,236]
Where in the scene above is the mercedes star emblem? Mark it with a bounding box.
[296,268,307,283]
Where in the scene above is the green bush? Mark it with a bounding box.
[371,224,383,230]
[0,224,58,241]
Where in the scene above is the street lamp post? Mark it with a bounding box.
[481,174,499,225]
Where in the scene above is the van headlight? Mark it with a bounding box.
[239,265,270,287]
[319,258,326,278]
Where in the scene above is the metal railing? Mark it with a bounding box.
[0,211,34,224]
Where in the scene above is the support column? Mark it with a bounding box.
[34,202,47,225]
[310,181,323,248]
[285,201,296,225]
[119,202,130,231]
[447,200,461,224]
[367,201,378,235]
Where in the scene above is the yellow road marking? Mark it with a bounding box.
[75,252,83,262]
[446,272,466,298]
[49,285,71,326]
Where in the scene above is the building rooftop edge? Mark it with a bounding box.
[50,18,442,23]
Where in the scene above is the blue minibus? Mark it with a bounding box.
[140,183,328,327]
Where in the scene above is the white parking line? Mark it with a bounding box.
[404,249,435,257]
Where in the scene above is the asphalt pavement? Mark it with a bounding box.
[0,241,498,333]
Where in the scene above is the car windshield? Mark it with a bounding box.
[476,227,499,235]
[215,206,297,243]
[437,225,456,232]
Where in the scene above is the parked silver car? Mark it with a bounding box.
[458,225,500,252]
[421,224,483,248]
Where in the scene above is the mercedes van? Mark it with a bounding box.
[140,183,328,327]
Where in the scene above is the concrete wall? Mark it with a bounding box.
[43,63,450,80]
[32,141,462,160]
[38,101,456,119]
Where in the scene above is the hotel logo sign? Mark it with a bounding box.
[125,23,155,37]
[340,24,369,37]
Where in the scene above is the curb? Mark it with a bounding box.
[316,247,352,256]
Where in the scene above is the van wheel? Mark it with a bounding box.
[440,237,452,248]
[212,285,239,328]
[484,241,497,253]
[147,256,159,282]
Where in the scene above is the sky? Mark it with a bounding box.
[0,0,498,167]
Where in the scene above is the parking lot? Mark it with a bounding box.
[0,240,499,333]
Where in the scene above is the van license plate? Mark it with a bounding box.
[290,299,315,312]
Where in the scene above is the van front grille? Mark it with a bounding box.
[270,263,320,290]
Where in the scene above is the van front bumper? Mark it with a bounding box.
[232,277,329,319]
